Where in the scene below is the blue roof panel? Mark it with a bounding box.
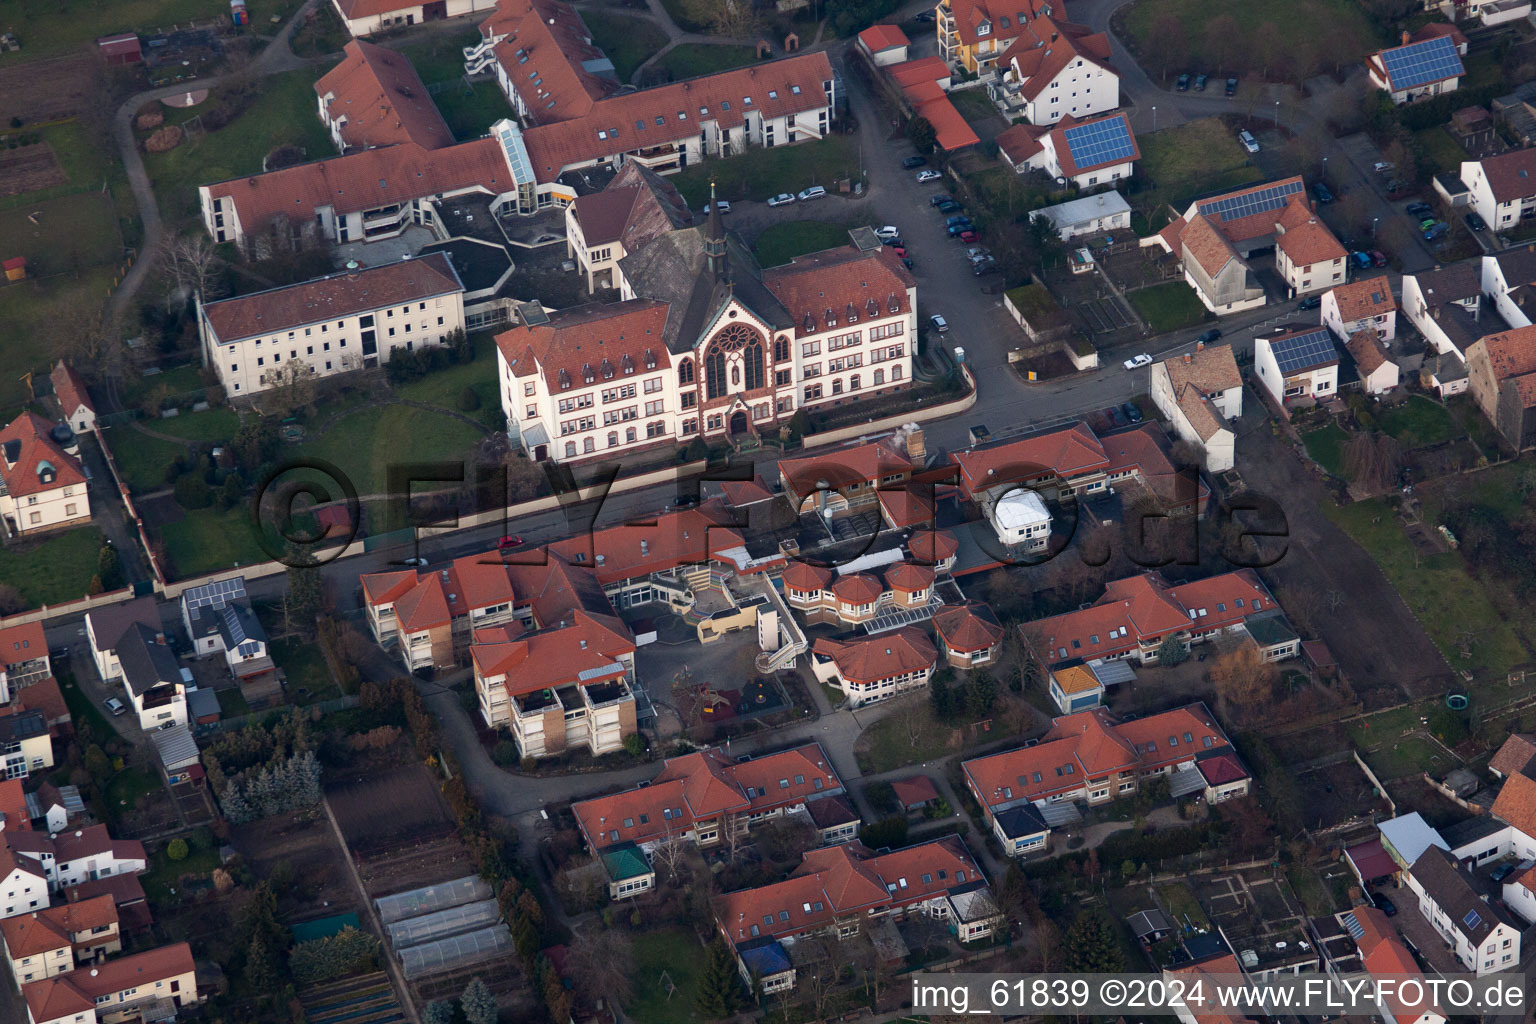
[1381,35,1463,92]
[1268,327,1338,376]
[1062,115,1135,170]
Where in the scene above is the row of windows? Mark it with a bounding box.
[558,393,594,413]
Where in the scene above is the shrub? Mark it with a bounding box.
[167,838,189,861]
[173,472,212,510]
[456,386,481,412]
[622,733,644,757]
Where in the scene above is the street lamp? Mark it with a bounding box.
[1152,105,1157,132]
[1274,100,1281,131]
[1373,216,1379,238]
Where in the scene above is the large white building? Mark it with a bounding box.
[502,190,916,462]
[0,413,89,540]
[331,0,499,37]
[197,254,466,396]
[1462,149,1536,233]
[462,0,618,125]
[987,15,1119,125]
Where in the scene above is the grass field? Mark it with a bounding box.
[0,526,104,608]
[1412,127,1469,180]
[0,0,213,59]
[1136,117,1262,219]
[144,68,337,226]
[1326,499,1528,683]
[855,704,980,774]
[671,134,859,207]
[1156,883,1210,929]
[656,44,759,80]
[102,426,186,493]
[1357,735,1450,780]
[1376,396,1459,449]
[626,930,703,1024]
[1302,422,1349,477]
[292,403,487,497]
[391,333,502,428]
[1127,281,1207,332]
[270,636,341,702]
[950,88,1003,129]
[0,193,123,278]
[580,10,671,83]
[433,80,515,142]
[754,220,851,267]
[150,406,240,442]
[160,504,271,578]
[397,27,482,84]
[1121,0,1381,78]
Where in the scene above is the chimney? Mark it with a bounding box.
[1184,352,1192,363]
[640,540,649,556]
[1401,29,1411,45]
[904,425,926,462]
[1197,340,1205,351]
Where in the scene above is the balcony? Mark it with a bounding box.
[582,679,632,710]
[513,688,561,718]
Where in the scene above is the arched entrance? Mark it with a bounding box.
[730,410,749,435]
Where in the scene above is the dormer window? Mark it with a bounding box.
[977,19,990,34]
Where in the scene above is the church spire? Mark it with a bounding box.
[705,178,727,281]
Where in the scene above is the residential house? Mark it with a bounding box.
[1462,147,1536,231]
[1347,330,1400,396]
[1405,845,1520,974]
[1149,343,1242,472]
[0,778,26,832]
[564,160,693,294]
[507,201,916,462]
[471,612,638,759]
[0,622,51,704]
[0,710,52,781]
[0,895,121,984]
[63,876,151,936]
[361,554,523,671]
[314,39,455,154]
[714,838,1001,993]
[1490,732,1536,778]
[936,0,1051,72]
[21,941,196,1024]
[179,578,275,686]
[49,364,94,436]
[781,559,938,630]
[1174,213,1266,315]
[0,844,47,919]
[3,825,147,894]
[1164,953,1259,1024]
[1481,246,1536,327]
[84,599,161,688]
[331,0,499,36]
[1047,662,1103,715]
[197,254,466,397]
[932,602,1005,669]
[1255,325,1340,407]
[810,627,939,706]
[1272,194,1347,296]
[462,0,617,125]
[996,112,1139,189]
[988,16,1119,125]
[0,413,90,539]
[1031,190,1133,241]
[1503,861,1536,924]
[27,783,85,835]
[1368,25,1467,104]
[1324,276,1398,343]
[115,625,186,732]
[964,703,1249,855]
[15,678,69,741]
[1325,905,1445,1024]
[857,24,911,66]
[1400,262,1484,383]
[1465,324,1536,449]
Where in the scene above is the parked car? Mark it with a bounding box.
[948,223,975,237]
[401,556,428,567]
[1312,182,1334,204]
[1238,129,1259,154]
[1123,353,1153,370]
[1225,76,1238,96]
[891,246,908,258]
[902,155,927,169]
[1374,892,1397,917]
[915,9,936,21]
[1351,250,1373,268]
[1373,161,1395,174]
[1176,73,1191,91]
[902,257,915,270]
[1405,201,1433,218]
[1108,406,1127,427]
[1297,295,1322,311]
[916,169,942,183]
[767,193,795,207]
[700,200,730,214]
[958,230,979,243]
[1370,250,1388,268]
[875,225,901,241]
[497,535,524,550]
[1425,222,1449,241]
[1466,210,1488,232]
[1194,73,1208,91]
[1121,402,1144,423]
[1384,179,1407,194]
[1197,328,1222,344]
[1419,217,1438,232]
[929,313,949,332]
[797,185,827,201]
[964,246,990,261]
[105,697,126,716]
[946,215,972,228]
[671,493,700,508]
[936,200,962,213]
[930,193,953,207]
[972,259,997,275]
[1492,862,1519,883]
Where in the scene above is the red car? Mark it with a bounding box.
[1369,250,1388,268]
[892,246,908,258]
[497,535,524,550]
[959,230,978,243]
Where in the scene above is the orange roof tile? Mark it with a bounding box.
[907,528,958,563]
[778,436,913,499]
[0,622,45,669]
[883,561,934,592]
[763,244,914,339]
[1492,770,1536,838]
[1329,275,1396,323]
[810,626,937,685]
[316,39,455,152]
[1190,175,1306,244]
[1274,194,1347,268]
[781,561,833,593]
[1474,324,1536,381]
[1,909,71,957]
[933,602,1004,652]
[471,610,634,695]
[49,362,93,418]
[478,0,619,125]
[0,412,86,499]
[829,572,884,605]
[496,298,671,392]
[1000,16,1115,103]
[949,422,1108,498]
[946,0,1052,47]
[858,24,910,52]
[996,121,1045,166]
[1346,329,1390,374]
[1047,112,1138,176]
[0,778,26,831]
[1492,733,1536,777]
[1181,212,1238,278]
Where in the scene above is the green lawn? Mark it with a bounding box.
[397,27,482,84]
[291,403,487,497]
[656,44,760,81]
[580,10,671,83]
[217,686,251,718]
[1376,396,1460,449]
[754,220,852,267]
[0,0,214,59]
[1302,422,1349,477]
[670,134,860,207]
[391,332,502,428]
[1285,865,1336,917]
[656,0,712,33]
[1326,499,1528,682]
[143,68,337,226]
[1356,735,1450,780]
[151,407,241,442]
[139,842,221,907]
[855,705,980,774]
[1121,0,1381,78]
[103,766,164,829]
[0,527,104,608]
[1136,117,1262,219]
[269,636,341,702]
[102,426,187,493]
[1412,127,1468,179]
[0,193,124,277]
[625,930,703,1024]
[122,364,205,407]
[160,504,273,578]
[1127,281,1207,332]
[0,122,135,225]
[950,88,1003,129]
[1156,883,1210,929]
[433,80,516,142]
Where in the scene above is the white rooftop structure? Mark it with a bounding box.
[834,546,907,576]
[989,488,1052,550]
[1379,811,1448,867]
[1031,190,1132,241]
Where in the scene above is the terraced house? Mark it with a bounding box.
[936,0,1053,73]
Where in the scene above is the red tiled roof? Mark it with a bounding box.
[1475,324,1536,382]
[778,436,913,499]
[1181,212,1238,278]
[1195,752,1248,786]
[1000,16,1115,103]
[50,362,93,417]
[996,122,1045,166]
[883,561,934,593]
[53,824,146,867]
[316,40,455,151]
[781,561,833,593]
[810,626,937,685]
[949,422,1108,499]
[471,611,634,695]
[22,973,93,1023]
[933,602,1004,652]
[0,412,86,499]
[1274,194,1346,268]
[1190,175,1306,244]
[14,677,69,731]
[1047,112,1138,176]
[884,58,979,152]
[763,244,915,339]
[0,909,71,957]
[0,622,45,669]
[829,573,884,606]
[907,529,958,563]
[336,0,438,15]
[890,775,940,807]
[478,0,619,124]
[1329,275,1396,323]
[1491,733,1536,777]
[24,941,193,1016]
[201,252,462,341]
[1346,329,1390,375]
[1352,905,1444,1024]
[1473,148,1536,205]
[203,135,513,235]
[946,0,1052,47]
[547,502,745,584]
[858,24,910,52]
[496,298,672,392]
[1492,770,1536,838]
[0,778,25,831]
[522,52,834,182]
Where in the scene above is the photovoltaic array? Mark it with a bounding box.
[1061,115,1134,169]
[1195,179,1305,224]
[1269,328,1337,375]
[1380,35,1463,92]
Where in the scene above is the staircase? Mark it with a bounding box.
[462,40,497,76]
[752,578,809,673]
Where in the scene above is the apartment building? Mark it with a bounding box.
[933,602,1005,669]
[3,826,148,893]
[0,413,89,539]
[936,0,1053,72]
[781,560,937,629]
[114,625,186,733]
[21,941,195,1024]
[987,17,1120,125]
[0,623,52,705]
[315,39,455,154]
[0,895,121,985]
[84,599,161,688]
[462,0,617,125]
[809,626,939,706]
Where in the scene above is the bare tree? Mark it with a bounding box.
[721,811,750,863]
[1210,643,1279,724]
[1203,15,1242,73]
[1343,433,1404,492]
[898,692,927,748]
[567,928,636,1006]
[261,360,319,418]
[793,935,837,1022]
[650,825,691,886]
[684,0,761,39]
[157,231,226,301]
[756,816,817,864]
[1147,14,1188,81]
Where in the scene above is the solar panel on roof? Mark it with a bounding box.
[1196,179,1305,224]
[1342,911,1364,940]
[1269,328,1338,375]
[1381,35,1463,92]
[1062,115,1134,169]
[185,576,246,611]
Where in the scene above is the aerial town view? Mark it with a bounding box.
[8,0,1536,1020]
